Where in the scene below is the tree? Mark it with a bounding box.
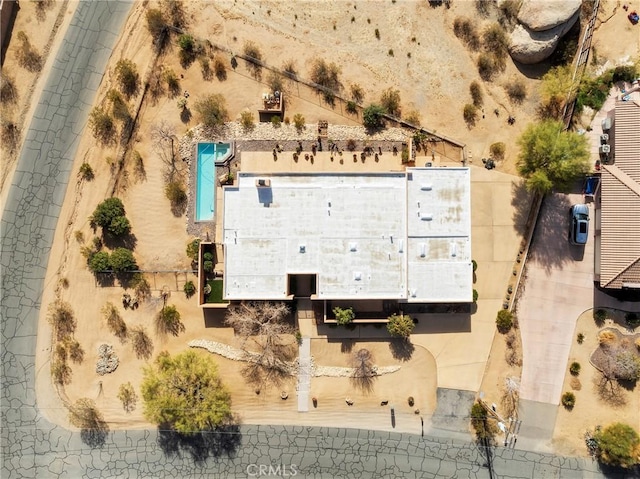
[194,94,229,128]
[380,88,401,117]
[68,398,109,447]
[115,59,139,97]
[146,8,167,48]
[88,251,110,273]
[91,197,125,228]
[362,104,386,129]
[141,350,234,433]
[594,423,640,468]
[387,314,414,338]
[156,305,185,336]
[109,247,137,273]
[517,120,590,193]
[178,34,197,66]
[130,325,153,360]
[333,306,355,326]
[351,348,376,392]
[118,382,138,413]
[225,301,295,385]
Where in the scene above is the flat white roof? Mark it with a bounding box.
[222,168,471,302]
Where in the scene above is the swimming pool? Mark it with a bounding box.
[196,142,231,222]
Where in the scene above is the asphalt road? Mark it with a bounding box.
[0,2,620,477]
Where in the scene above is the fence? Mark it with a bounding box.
[562,0,601,130]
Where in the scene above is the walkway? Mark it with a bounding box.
[297,337,311,412]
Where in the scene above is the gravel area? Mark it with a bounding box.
[95,344,118,375]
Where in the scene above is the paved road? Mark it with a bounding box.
[0,2,622,477]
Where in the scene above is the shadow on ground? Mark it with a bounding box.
[158,424,242,464]
[527,193,573,273]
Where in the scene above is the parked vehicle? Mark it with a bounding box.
[570,204,589,245]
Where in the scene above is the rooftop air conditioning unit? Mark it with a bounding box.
[255,179,271,187]
[600,144,611,155]
[600,134,609,144]
[601,117,612,132]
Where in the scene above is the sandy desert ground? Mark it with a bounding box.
[1,0,634,456]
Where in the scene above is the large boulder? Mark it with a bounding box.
[508,9,580,64]
[517,0,582,31]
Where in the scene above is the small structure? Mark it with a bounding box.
[258,91,284,122]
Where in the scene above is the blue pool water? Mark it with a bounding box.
[196,143,230,222]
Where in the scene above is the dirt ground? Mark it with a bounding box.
[551,309,640,457]
[23,0,639,441]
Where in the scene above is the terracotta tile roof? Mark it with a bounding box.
[599,100,640,288]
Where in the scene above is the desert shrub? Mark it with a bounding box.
[380,88,401,117]
[213,56,227,81]
[598,331,617,347]
[505,330,517,349]
[51,358,71,385]
[453,18,480,51]
[477,54,498,81]
[194,94,229,128]
[350,83,365,103]
[130,325,153,360]
[88,108,115,143]
[310,58,342,103]
[346,101,358,114]
[0,75,17,104]
[575,332,585,344]
[490,142,506,160]
[570,362,581,376]
[271,115,281,127]
[199,57,212,80]
[282,59,297,78]
[64,338,84,363]
[156,305,185,336]
[177,34,196,65]
[498,0,520,27]
[267,71,284,93]
[47,300,76,340]
[598,330,615,346]
[496,310,513,333]
[79,163,94,181]
[102,302,127,340]
[362,103,386,129]
[346,139,357,151]
[470,402,498,439]
[482,24,509,60]
[15,31,42,72]
[405,110,421,126]
[131,274,151,302]
[472,259,478,272]
[594,423,640,468]
[463,104,478,126]
[1,119,19,153]
[469,81,483,107]
[375,28,380,39]
[107,215,131,237]
[613,351,640,381]
[561,391,575,409]
[165,180,187,207]
[184,280,196,298]
[243,41,263,78]
[163,68,180,97]
[473,289,478,302]
[239,110,254,131]
[115,59,139,97]
[570,376,582,390]
[506,80,527,104]
[118,382,138,413]
[594,309,607,326]
[408,396,415,407]
[387,314,415,338]
[293,113,305,133]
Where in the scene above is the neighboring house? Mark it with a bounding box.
[595,99,640,290]
[221,168,472,307]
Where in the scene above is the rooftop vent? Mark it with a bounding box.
[349,242,358,252]
[410,288,417,297]
[450,242,457,257]
[299,244,306,253]
[398,239,404,253]
[421,213,433,221]
[255,178,271,187]
[419,243,426,258]
[421,184,433,191]
[353,272,362,281]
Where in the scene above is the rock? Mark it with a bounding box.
[508,11,579,65]
[96,344,118,375]
[517,0,582,31]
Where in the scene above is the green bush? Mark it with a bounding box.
[79,162,94,181]
[183,280,196,298]
[594,309,607,326]
[186,239,201,262]
[115,59,139,97]
[594,423,640,468]
[577,332,585,344]
[570,362,581,376]
[362,104,386,129]
[89,251,110,273]
[496,309,513,333]
[561,391,575,409]
[194,94,229,128]
[91,198,131,237]
[109,247,136,273]
[203,260,214,273]
[625,312,640,328]
[165,181,187,206]
[386,313,414,338]
[473,289,478,303]
[239,110,254,131]
[293,113,305,133]
[333,306,355,326]
[271,115,282,127]
[346,101,358,114]
[203,252,214,262]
